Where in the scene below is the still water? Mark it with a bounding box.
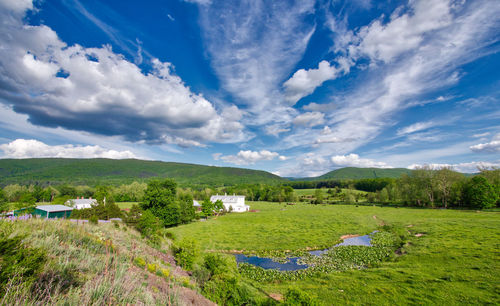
[235,232,375,271]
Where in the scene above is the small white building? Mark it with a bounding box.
[210,194,249,212]
[65,198,97,210]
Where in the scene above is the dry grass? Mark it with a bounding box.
[0,219,212,305]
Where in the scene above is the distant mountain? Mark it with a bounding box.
[0,158,284,187]
[304,167,413,180]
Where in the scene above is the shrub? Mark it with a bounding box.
[89,215,98,224]
[284,287,321,306]
[203,273,255,305]
[0,236,47,295]
[134,257,146,269]
[173,238,199,271]
[204,253,235,276]
[137,210,162,238]
[147,263,157,274]
[159,268,170,278]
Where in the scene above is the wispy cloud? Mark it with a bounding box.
[196,1,316,127]
[278,0,500,170]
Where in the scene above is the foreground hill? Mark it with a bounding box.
[0,219,213,305]
[307,167,413,180]
[0,158,284,187]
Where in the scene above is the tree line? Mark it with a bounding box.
[370,167,498,209]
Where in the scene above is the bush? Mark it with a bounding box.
[89,215,98,224]
[173,238,199,270]
[159,268,170,278]
[137,210,162,238]
[147,263,157,274]
[284,287,321,306]
[0,236,47,295]
[204,253,235,276]
[203,273,255,305]
[134,257,146,269]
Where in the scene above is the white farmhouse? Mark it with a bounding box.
[65,198,97,210]
[210,194,249,213]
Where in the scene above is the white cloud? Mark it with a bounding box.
[408,161,500,173]
[183,0,211,5]
[330,153,391,168]
[264,124,290,137]
[196,1,315,125]
[0,139,137,159]
[275,152,391,178]
[472,132,490,138]
[351,0,453,63]
[286,0,500,156]
[470,140,500,153]
[292,112,325,127]
[284,60,346,104]
[397,121,436,136]
[303,102,337,112]
[217,150,284,165]
[0,2,245,147]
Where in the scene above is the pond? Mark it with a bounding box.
[235,232,376,271]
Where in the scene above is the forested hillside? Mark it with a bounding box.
[309,167,413,180]
[0,158,284,187]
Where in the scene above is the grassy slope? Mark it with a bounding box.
[0,158,284,186]
[170,202,500,304]
[0,219,212,305]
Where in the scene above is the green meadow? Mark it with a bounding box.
[170,202,500,304]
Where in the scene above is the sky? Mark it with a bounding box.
[0,0,499,177]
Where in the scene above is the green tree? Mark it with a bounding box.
[0,189,8,213]
[202,198,214,216]
[463,176,497,209]
[434,167,464,208]
[178,193,195,223]
[142,179,179,226]
[314,189,323,204]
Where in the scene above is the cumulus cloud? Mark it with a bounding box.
[0,139,137,159]
[470,141,500,153]
[215,150,286,165]
[284,60,346,104]
[292,112,325,127]
[351,0,453,63]
[275,152,391,177]
[408,161,500,173]
[330,153,391,168]
[0,2,245,147]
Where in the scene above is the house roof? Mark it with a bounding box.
[36,205,74,212]
[66,199,97,205]
[210,195,245,203]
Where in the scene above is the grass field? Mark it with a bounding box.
[170,202,500,304]
[116,202,139,209]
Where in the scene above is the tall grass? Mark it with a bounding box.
[0,219,182,305]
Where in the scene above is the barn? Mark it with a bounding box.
[34,205,74,219]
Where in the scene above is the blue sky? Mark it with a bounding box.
[0,0,499,177]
